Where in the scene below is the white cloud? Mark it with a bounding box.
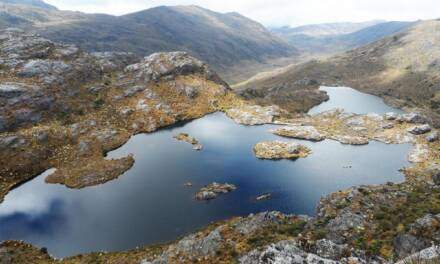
[45,0,439,27]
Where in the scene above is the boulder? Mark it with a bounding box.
[393,234,429,259]
[125,52,206,83]
[407,124,432,135]
[398,112,427,124]
[384,112,398,120]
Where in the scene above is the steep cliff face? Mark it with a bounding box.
[0,28,242,201]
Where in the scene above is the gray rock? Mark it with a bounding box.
[78,140,91,155]
[240,240,339,264]
[326,212,364,243]
[195,182,236,201]
[398,112,427,124]
[0,135,26,150]
[316,239,349,260]
[13,108,41,125]
[407,124,432,135]
[184,85,198,98]
[125,52,206,83]
[396,246,440,264]
[18,59,71,78]
[0,83,27,98]
[384,112,398,120]
[124,85,146,97]
[393,234,429,258]
[426,131,439,142]
[234,212,284,235]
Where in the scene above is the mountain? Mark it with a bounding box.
[0,0,56,10]
[0,3,297,82]
[237,20,440,125]
[273,20,385,37]
[273,21,413,55]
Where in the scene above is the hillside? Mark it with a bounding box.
[0,3,297,82]
[237,20,440,126]
[274,21,413,55]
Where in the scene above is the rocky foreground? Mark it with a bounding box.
[0,29,439,263]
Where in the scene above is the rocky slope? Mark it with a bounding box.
[0,28,244,201]
[237,20,440,127]
[0,1,297,82]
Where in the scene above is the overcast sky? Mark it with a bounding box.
[44,0,439,27]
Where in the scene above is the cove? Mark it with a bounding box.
[0,87,411,258]
[309,86,405,115]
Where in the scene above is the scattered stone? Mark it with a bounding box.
[226,105,281,125]
[366,113,383,121]
[426,131,439,142]
[18,59,71,78]
[174,133,203,151]
[256,193,272,201]
[272,125,325,141]
[330,135,369,145]
[407,124,432,135]
[253,141,311,160]
[195,182,236,201]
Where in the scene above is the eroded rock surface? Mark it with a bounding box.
[226,105,282,125]
[174,133,203,151]
[272,125,325,141]
[253,141,311,160]
[195,182,237,200]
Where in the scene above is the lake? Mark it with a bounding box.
[0,87,411,257]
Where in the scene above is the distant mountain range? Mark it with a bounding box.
[272,20,385,37]
[0,1,297,82]
[272,21,414,54]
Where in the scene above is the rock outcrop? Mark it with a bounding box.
[272,125,325,141]
[226,105,282,125]
[253,141,311,160]
[195,182,237,201]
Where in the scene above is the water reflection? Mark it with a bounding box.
[0,87,411,257]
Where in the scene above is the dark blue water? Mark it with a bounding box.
[309,86,405,115]
[0,88,411,258]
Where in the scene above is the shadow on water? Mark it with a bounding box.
[0,87,412,257]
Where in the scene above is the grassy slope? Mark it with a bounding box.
[237,20,440,126]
